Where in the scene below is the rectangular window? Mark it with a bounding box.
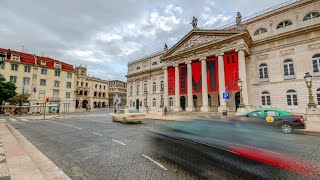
[39,90,45,98]
[10,76,17,83]
[12,55,19,60]
[54,80,60,87]
[287,95,292,106]
[53,91,59,98]
[66,92,71,98]
[40,79,46,86]
[24,66,31,72]
[41,60,46,65]
[67,72,72,78]
[11,64,18,71]
[292,94,298,105]
[284,65,289,76]
[41,68,47,75]
[313,60,318,72]
[54,63,61,69]
[23,77,30,85]
[0,63,5,69]
[55,70,60,77]
[66,82,72,88]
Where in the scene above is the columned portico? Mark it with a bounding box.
[185,61,195,112]
[200,57,210,112]
[163,67,169,108]
[173,64,182,111]
[236,48,248,106]
[217,52,226,112]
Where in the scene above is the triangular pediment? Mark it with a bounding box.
[162,29,241,59]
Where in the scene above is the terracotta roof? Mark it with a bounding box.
[0,48,75,71]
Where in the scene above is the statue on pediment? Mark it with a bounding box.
[236,12,242,26]
[164,43,168,51]
[191,16,198,29]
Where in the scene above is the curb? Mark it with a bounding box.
[294,129,320,136]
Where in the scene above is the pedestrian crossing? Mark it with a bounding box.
[0,118,33,123]
[54,114,111,120]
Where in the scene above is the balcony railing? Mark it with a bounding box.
[50,97,61,102]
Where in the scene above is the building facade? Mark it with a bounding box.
[0,48,76,113]
[127,0,320,114]
[75,66,109,109]
[108,80,127,108]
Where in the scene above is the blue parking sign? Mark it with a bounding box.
[223,93,230,100]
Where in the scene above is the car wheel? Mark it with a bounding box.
[123,118,128,124]
[281,124,293,134]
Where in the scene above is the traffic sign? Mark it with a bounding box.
[223,93,230,100]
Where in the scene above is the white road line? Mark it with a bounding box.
[44,120,83,130]
[267,135,294,140]
[112,139,126,145]
[20,118,29,122]
[92,132,102,136]
[142,154,168,171]
[0,119,6,123]
[10,118,17,122]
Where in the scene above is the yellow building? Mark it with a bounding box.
[0,48,76,113]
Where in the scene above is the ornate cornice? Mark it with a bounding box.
[215,52,224,57]
[199,57,207,61]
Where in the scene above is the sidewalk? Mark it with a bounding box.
[0,123,70,179]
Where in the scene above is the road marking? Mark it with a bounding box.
[44,120,83,130]
[0,119,6,123]
[142,154,168,171]
[142,126,150,129]
[267,135,294,141]
[112,139,126,145]
[92,132,102,136]
[10,118,17,122]
[20,118,29,122]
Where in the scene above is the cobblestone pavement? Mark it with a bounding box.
[9,110,320,180]
[0,138,10,180]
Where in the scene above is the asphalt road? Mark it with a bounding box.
[7,110,320,180]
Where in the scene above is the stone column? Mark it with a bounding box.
[147,78,151,108]
[185,61,194,112]
[216,52,226,112]
[236,48,248,107]
[200,57,209,112]
[173,64,182,112]
[163,67,169,108]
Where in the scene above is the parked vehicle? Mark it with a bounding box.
[111,108,145,123]
[228,109,306,133]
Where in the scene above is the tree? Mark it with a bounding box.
[8,94,30,106]
[0,76,16,105]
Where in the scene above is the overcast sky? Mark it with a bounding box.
[0,0,289,81]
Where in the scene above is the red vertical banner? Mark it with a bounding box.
[192,61,202,94]
[179,64,187,95]
[206,58,219,92]
[168,67,175,95]
[224,53,239,91]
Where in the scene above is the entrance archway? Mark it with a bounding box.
[180,96,186,110]
[102,102,106,108]
[136,99,139,110]
[93,101,97,108]
[193,95,197,109]
[235,92,240,110]
[82,100,88,108]
[76,100,80,108]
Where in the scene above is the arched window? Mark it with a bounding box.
[153,82,156,92]
[261,91,271,106]
[144,83,147,94]
[84,91,88,96]
[79,90,83,95]
[169,97,173,107]
[102,93,105,97]
[160,81,164,90]
[152,62,157,66]
[254,28,267,36]
[283,59,295,79]
[130,86,133,95]
[286,89,298,106]
[276,20,293,29]
[312,54,320,75]
[81,82,83,87]
[136,66,140,70]
[259,63,269,82]
[94,92,97,97]
[303,12,320,21]
[86,83,88,87]
[153,98,156,107]
[316,88,320,105]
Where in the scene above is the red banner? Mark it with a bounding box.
[192,61,202,94]
[224,53,239,91]
[168,67,175,95]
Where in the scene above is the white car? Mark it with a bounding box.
[111,109,145,123]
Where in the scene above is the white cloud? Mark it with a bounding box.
[95,32,123,42]
[203,14,231,27]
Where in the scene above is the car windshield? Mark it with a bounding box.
[128,109,139,113]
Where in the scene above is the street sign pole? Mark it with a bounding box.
[43,102,46,119]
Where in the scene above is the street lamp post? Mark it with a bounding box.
[237,78,245,108]
[304,72,317,108]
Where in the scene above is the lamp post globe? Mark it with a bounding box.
[304,72,317,108]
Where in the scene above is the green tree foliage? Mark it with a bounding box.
[8,94,30,106]
[0,76,16,105]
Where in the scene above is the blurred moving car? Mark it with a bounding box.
[111,108,145,123]
[228,109,305,133]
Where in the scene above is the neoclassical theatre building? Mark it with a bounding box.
[127,0,320,114]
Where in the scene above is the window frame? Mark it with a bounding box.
[54,80,60,87]
[41,68,47,75]
[261,91,271,106]
[303,12,320,21]
[286,89,298,106]
[283,59,295,80]
[258,63,269,82]
[40,79,46,86]
[254,28,267,36]
[24,66,31,73]
[10,76,17,83]
[153,82,156,92]
[152,98,156,107]
[11,64,18,71]
[276,20,293,29]
[312,54,320,76]
[54,70,61,77]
